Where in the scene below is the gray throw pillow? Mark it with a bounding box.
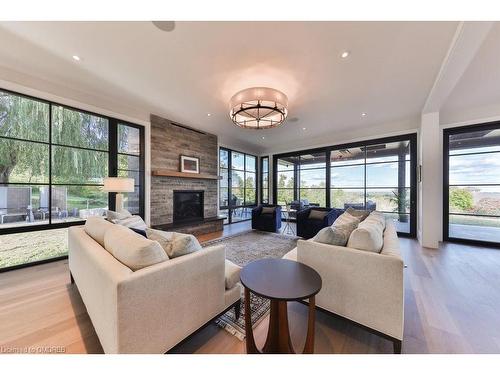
[313,225,352,246]
[346,207,370,222]
[308,209,328,220]
[261,206,275,214]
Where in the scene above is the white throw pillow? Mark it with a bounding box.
[365,211,386,231]
[104,225,168,271]
[84,216,115,247]
[347,219,384,253]
[107,209,133,221]
[112,215,147,230]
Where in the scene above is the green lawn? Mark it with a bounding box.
[0,228,68,269]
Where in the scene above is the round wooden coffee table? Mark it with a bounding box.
[240,258,322,354]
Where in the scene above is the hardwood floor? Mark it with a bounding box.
[1,221,500,354]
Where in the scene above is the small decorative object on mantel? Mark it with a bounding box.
[180,155,200,174]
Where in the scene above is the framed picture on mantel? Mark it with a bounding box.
[180,155,200,174]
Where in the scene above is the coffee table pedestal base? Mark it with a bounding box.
[244,288,316,354]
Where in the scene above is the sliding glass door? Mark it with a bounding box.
[219,147,257,224]
[273,134,417,236]
[444,122,500,245]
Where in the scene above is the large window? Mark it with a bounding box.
[219,148,257,224]
[261,156,269,204]
[0,88,145,270]
[444,122,500,245]
[273,134,417,236]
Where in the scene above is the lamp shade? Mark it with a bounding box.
[103,177,135,193]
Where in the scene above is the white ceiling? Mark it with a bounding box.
[0,21,463,154]
[441,22,500,122]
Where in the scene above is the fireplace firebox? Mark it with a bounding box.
[173,190,204,224]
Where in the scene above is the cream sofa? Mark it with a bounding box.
[68,225,241,354]
[283,219,404,353]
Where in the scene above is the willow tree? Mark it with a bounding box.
[0,90,109,185]
[0,91,49,183]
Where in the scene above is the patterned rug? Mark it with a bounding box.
[201,230,299,340]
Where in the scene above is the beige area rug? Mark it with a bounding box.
[202,230,299,340]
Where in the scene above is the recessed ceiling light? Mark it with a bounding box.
[261,136,265,140]
[72,55,81,61]
[302,127,307,130]
[361,112,367,117]
[207,113,211,117]
[340,51,350,59]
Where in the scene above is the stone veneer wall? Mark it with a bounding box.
[150,114,218,227]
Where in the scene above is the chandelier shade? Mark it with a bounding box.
[229,87,288,129]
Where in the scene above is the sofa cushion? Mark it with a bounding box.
[106,209,132,221]
[366,211,386,230]
[333,211,360,232]
[313,224,353,246]
[225,259,242,289]
[308,209,329,220]
[261,206,276,214]
[346,207,370,222]
[169,233,203,258]
[111,215,147,230]
[146,229,202,258]
[84,216,115,247]
[347,218,384,253]
[104,225,168,271]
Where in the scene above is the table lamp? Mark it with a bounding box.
[103,177,135,211]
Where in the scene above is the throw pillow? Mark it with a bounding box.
[130,227,147,237]
[261,206,275,214]
[333,212,360,233]
[347,220,384,253]
[365,211,386,230]
[346,207,370,222]
[112,215,147,230]
[308,209,329,220]
[313,224,353,246]
[104,225,169,271]
[147,229,202,258]
[145,228,175,250]
[168,233,203,258]
[84,216,115,247]
[106,209,133,221]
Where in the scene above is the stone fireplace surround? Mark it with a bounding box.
[150,114,223,235]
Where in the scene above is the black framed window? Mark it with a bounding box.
[273,133,417,237]
[260,156,269,204]
[0,88,145,271]
[219,147,257,224]
[444,122,500,246]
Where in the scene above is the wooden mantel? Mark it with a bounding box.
[152,169,221,180]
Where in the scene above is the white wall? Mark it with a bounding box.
[419,112,441,248]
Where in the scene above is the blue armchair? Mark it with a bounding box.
[252,205,282,232]
[296,207,344,239]
[344,200,376,211]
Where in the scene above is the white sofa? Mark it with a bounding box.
[283,219,404,353]
[68,225,241,354]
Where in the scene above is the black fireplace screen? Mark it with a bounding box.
[173,190,204,223]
